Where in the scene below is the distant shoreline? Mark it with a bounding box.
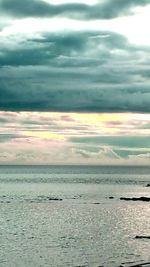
[0,164,150,167]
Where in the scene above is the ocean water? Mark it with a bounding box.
[0,165,150,267]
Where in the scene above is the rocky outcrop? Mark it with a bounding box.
[120,197,150,202]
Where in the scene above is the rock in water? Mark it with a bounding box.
[135,235,150,239]
[120,197,150,202]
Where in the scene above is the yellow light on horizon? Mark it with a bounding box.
[24,131,66,141]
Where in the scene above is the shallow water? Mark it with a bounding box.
[0,165,150,267]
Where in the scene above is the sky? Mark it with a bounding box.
[0,0,150,165]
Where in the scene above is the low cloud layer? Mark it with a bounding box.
[0,112,150,164]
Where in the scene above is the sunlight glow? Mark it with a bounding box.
[24,131,66,140]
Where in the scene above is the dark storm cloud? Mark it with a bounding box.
[0,0,149,20]
[0,30,150,113]
[0,31,90,66]
[0,31,143,67]
[0,80,150,112]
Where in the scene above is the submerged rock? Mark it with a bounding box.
[109,196,114,199]
[38,195,62,201]
[47,197,63,201]
[27,196,63,203]
[135,235,150,239]
[127,262,150,267]
[120,197,150,202]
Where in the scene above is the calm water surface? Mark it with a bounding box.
[0,165,150,267]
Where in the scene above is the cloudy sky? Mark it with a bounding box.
[0,0,150,165]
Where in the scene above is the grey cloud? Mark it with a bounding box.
[70,136,150,149]
[0,0,87,18]
[0,31,150,112]
[117,149,150,158]
[1,30,149,72]
[1,79,150,112]
[75,149,91,159]
[129,152,150,158]
[0,133,23,142]
[0,33,86,66]
[1,30,149,73]
[72,146,121,160]
[0,117,9,123]
[138,122,150,129]
[0,0,149,20]
[0,31,128,67]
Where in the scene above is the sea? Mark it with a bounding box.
[0,165,150,267]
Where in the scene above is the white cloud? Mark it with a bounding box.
[1,5,150,46]
[109,5,150,46]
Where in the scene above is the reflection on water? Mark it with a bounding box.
[0,165,150,267]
